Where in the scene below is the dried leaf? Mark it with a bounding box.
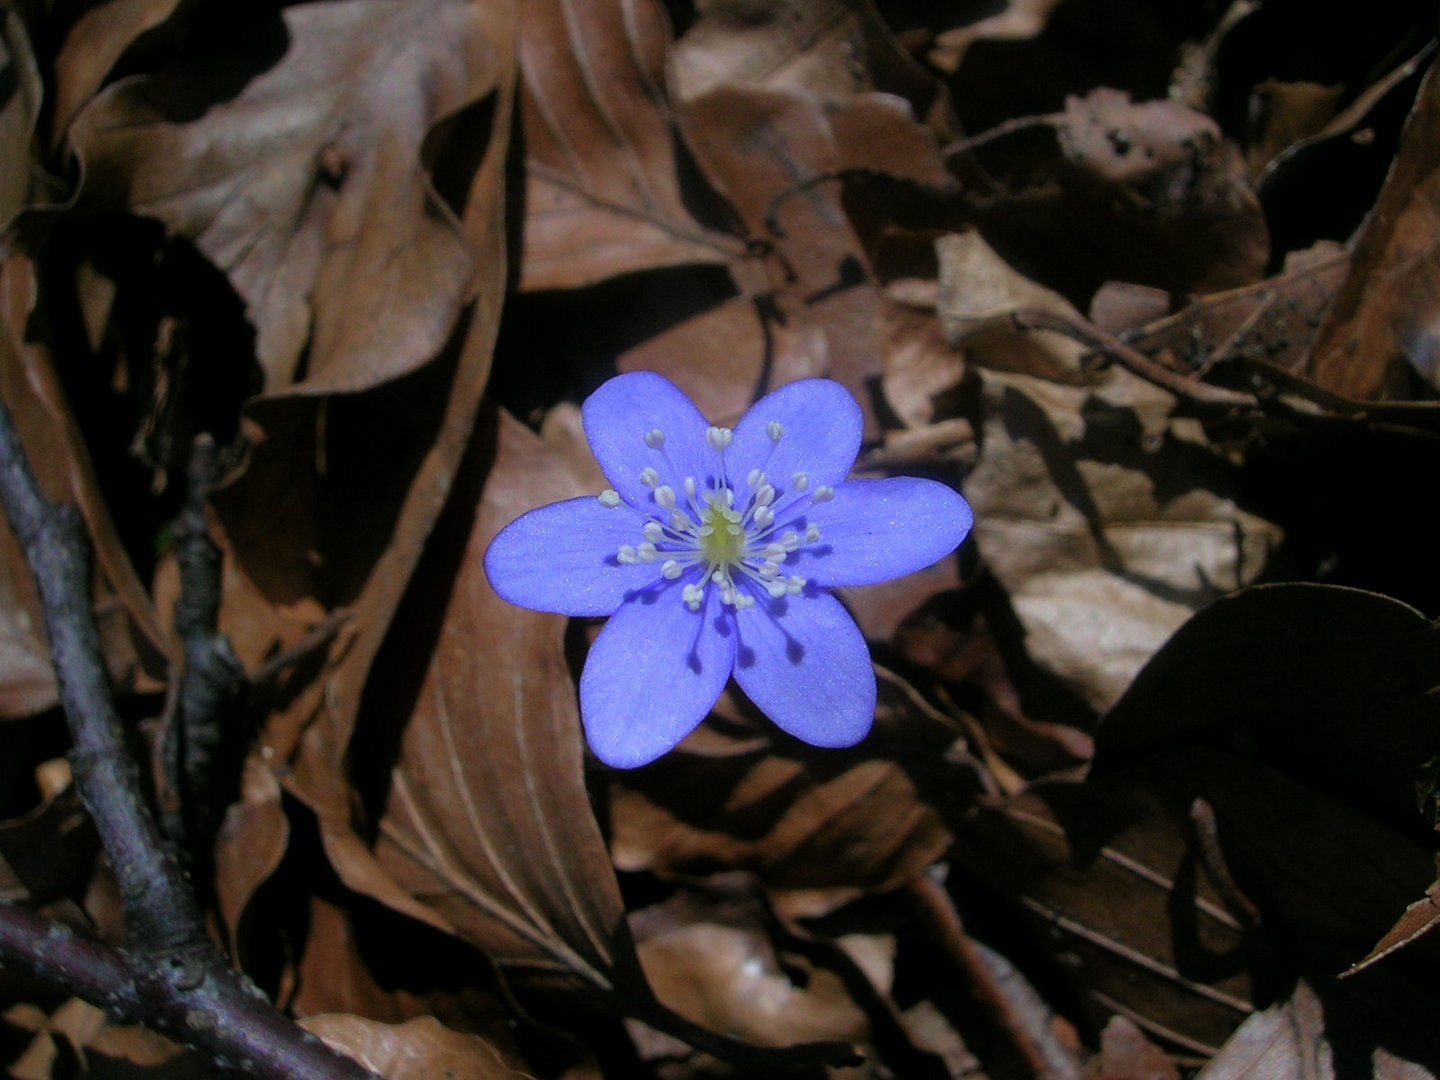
[71,0,500,392]
[301,1015,524,1079]
[964,362,1279,713]
[518,0,741,291]
[630,892,869,1051]
[0,255,171,719]
[1308,58,1440,400]
[371,410,630,986]
[49,0,186,147]
[0,5,43,225]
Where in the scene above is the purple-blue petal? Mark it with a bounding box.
[484,497,658,616]
[582,371,717,508]
[790,477,973,587]
[730,379,862,493]
[732,590,875,748]
[580,585,737,768]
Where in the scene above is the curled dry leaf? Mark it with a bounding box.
[301,1014,524,1079]
[518,0,741,291]
[926,0,1062,75]
[70,0,499,393]
[0,255,170,718]
[0,5,43,226]
[1308,58,1440,400]
[48,0,186,148]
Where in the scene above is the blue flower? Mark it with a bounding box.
[484,372,974,768]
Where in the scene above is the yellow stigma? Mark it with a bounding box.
[698,493,743,565]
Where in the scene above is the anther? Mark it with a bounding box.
[643,522,664,542]
[617,545,638,564]
[756,484,775,506]
[753,505,775,529]
[655,485,676,509]
[598,489,621,508]
[637,542,659,562]
[813,485,834,503]
[767,420,785,442]
[766,581,787,598]
[805,524,821,543]
[661,560,682,580]
[792,472,809,492]
[684,477,697,500]
[640,467,660,488]
[706,426,733,451]
[758,562,780,579]
[682,584,705,610]
[671,509,694,531]
[645,429,666,449]
[747,468,765,490]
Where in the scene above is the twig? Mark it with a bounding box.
[162,434,244,858]
[1008,308,1260,408]
[0,394,378,1079]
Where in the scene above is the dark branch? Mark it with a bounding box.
[0,394,379,1080]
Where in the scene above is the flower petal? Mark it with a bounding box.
[732,590,874,748]
[580,585,736,768]
[790,477,973,587]
[730,379,862,494]
[582,371,717,507]
[485,497,659,616]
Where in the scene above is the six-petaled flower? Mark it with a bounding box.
[484,372,974,768]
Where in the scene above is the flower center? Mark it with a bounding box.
[599,421,834,612]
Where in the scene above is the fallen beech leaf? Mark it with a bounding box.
[48,0,186,147]
[964,363,1279,713]
[301,1015,523,1079]
[71,0,499,392]
[371,410,630,984]
[1095,584,1440,835]
[630,891,869,1050]
[0,7,43,225]
[1195,982,1331,1080]
[213,752,287,952]
[518,0,741,290]
[1088,1015,1181,1080]
[953,770,1256,1056]
[1308,59,1440,400]
[670,0,941,109]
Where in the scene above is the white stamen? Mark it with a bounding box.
[617,545,638,564]
[645,429,665,449]
[637,542,659,562]
[786,575,805,595]
[655,485,676,509]
[813,485,835,503]
[684,476,697,500]
[758,561,780,579]
[792,472,809,492]
[805,524,821,543]
[640,467,660,488]
[755,484,775,507]
[762,543,786,561]
[780,531,801,551]
[661,560,683,580]
[747,468,765,490]
[642,521,664,543]
[670,509,694,531]
[767,420,785,442]
[706,426,733,451]
[766,581,787,598]
[682,583,705,610]
[598,489,621,508]
[735,593,755,609]
[753,505,775,529]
